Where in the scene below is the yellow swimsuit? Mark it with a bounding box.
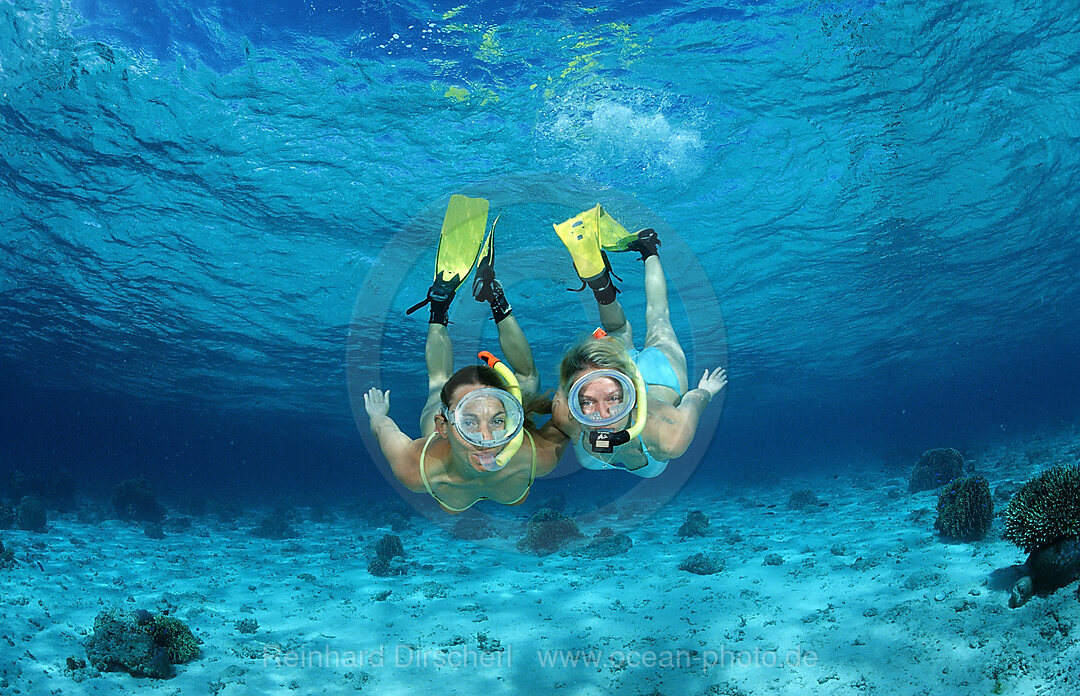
[419,430,537,512]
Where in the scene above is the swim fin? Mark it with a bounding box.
[473,214,496,293]
[595,205,638,252]
[406,194,490,323]
[472,216,512,323]
[553,205,622,305]
[554,205,608,280]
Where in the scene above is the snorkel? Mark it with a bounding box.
[570,329,649,453]
[476,350,524,470]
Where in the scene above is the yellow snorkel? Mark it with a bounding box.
[625,364,648,440]
[477,350,523,469]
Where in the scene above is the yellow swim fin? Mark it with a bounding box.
[470,215,514,322]
[594,205,638,252]
[553,204,622,305]
[473,214,496,285]
[555,204,638,256]
[434,194,489,288]
[406,194,489,321]
[553,204,608,281]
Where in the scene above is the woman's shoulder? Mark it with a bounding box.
[395,434,445,492]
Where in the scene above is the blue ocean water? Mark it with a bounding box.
[2,0,1079,505]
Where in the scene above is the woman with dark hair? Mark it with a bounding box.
[363,197,566,513]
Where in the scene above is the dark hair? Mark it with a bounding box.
[440,365,504,407]
[440,364,552,418]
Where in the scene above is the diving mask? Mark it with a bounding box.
[443,386,524,452]
[567,369,637,428]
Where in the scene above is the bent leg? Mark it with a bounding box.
[421,323,453,436]
[598,298,634,349]
[641,256,688,397]
[494,314,541,395]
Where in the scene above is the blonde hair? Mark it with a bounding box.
[558,335,638,394]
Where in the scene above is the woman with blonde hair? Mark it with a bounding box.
[551,206,726,477]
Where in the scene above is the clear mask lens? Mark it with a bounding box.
[567,369,637,428]
[446,387,524,449]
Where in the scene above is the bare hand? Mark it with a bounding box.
[363,387,391,419]
[697,367,727,398]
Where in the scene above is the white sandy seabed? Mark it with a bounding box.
[2,427,1079,696]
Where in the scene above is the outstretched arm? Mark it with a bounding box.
[363,387,424,492]
[651,367,727,459]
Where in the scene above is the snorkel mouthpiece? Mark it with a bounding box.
[476,452,500,471]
